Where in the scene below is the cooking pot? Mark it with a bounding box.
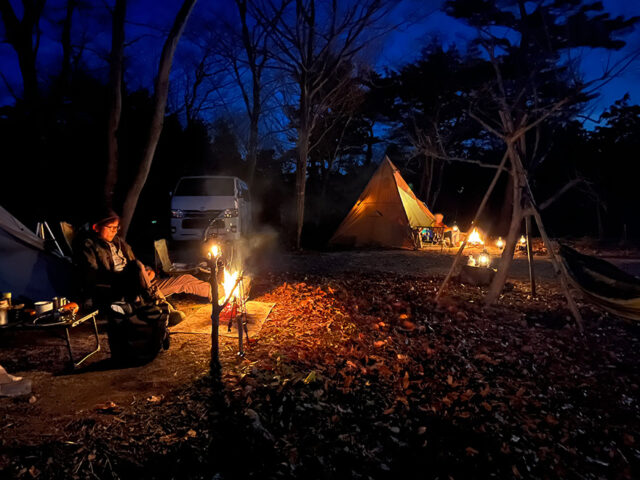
[34,301,53,315]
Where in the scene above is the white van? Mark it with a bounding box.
[170,176,251,241]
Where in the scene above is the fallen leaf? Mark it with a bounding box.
[402,372,410,390]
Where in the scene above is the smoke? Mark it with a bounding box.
[225,226,280,275]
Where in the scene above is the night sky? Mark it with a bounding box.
[1,0,639,123]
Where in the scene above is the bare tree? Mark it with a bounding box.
[120,0,198,237]
[58,0,77,94]
[435,0,639,317]
[104,0,126,208]
[255,0,397,248]
[224,0,282,186]
[0,0,47,106]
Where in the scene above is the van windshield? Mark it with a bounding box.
[174,178,235,196]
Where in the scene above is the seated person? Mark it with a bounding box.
[421,227,433,243]
[432,213,459,246]
[73,210,211,320]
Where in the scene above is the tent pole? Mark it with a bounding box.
[525,215,536,297]
[436,150,509,300]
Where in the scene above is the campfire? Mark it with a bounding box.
[220,268,242,320]
[467,227,484,245]
[221,268,240,305]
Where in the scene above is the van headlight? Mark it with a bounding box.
[223,208,238,218]
[171,209,184,218]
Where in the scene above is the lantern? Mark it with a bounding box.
[477,249,491,268]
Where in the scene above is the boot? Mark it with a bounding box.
[166,301,186,326]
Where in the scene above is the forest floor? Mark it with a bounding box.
[1,249,639,479]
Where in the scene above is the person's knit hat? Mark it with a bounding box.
[92,207,120,227]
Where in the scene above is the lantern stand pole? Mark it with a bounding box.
[525,215,536,297]
[209,256,221,378]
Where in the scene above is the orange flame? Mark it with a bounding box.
[467,228,484,245]
[219,268,239,305]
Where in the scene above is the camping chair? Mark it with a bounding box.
[60,221,76,254]
[154,239,210,277]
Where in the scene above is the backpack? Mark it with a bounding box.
[106,301,170,365]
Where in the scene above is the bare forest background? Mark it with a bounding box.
[1,0,639,253]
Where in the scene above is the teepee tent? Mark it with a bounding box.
[0,206,73,301]
[330,157,435,249]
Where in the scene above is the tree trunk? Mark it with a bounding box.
[0,0,45,107]
[295,125,309,249]
[419,155,433,201]
[430,160,444,208]
[246,113,259,186]
[485,146,523,305]
[365,123,374,166]
[105,0,126,208]
[120,0,197,237]
[58,0,76,95]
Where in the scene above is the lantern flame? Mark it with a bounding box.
[519,235,527,245]
[478,252,490,267]
[467,228,484,245]
[496,237,504,249]
[220,268,240,305]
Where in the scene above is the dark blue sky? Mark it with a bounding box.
[1,0,638,124]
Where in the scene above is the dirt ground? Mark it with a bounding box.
[1,248,639,479]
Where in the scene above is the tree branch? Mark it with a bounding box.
[538,178,585,211]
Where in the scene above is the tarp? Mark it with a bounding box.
[330,157,435,249]
[560,244,640,321]
[0,206,74,302]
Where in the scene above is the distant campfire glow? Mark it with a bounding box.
[467,228,484,245]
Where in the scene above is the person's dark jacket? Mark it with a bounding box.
[73,232,139,307]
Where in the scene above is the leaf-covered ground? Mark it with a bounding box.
[2,272,639,479]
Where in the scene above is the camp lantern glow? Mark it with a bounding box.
[519,235,527,246]
[467,228,484,245]
[496,237,504,249]
[208,244,220,259]
[478,250,491,267]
